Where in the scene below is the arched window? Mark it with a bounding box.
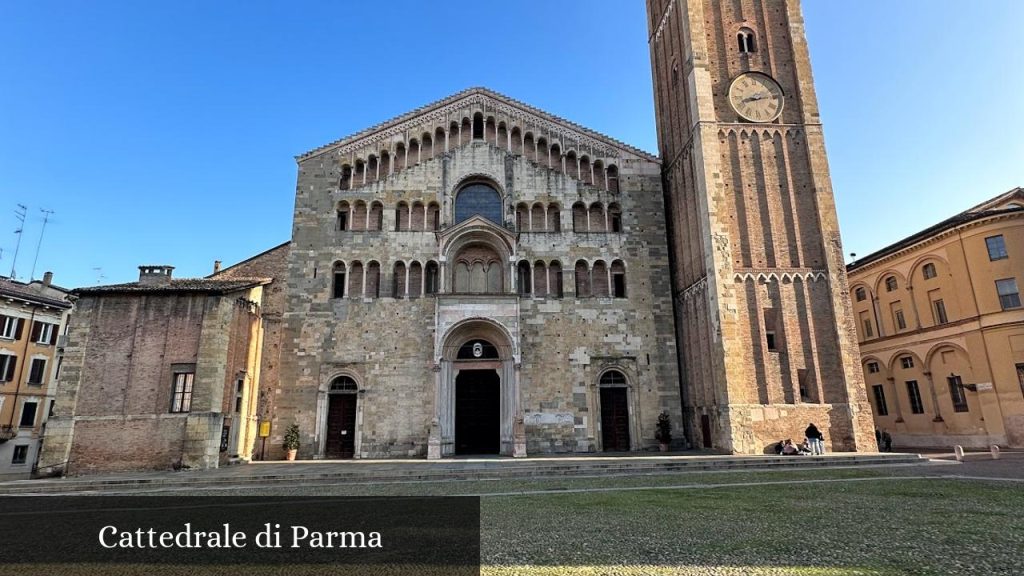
[516,203,529,231]
[421,133,433,160]
[517,260,532,296]
[524,133,535,159]
[339,165,353,190]
[922,263,937,280]
[425,261,440,295]
[394,143,407,172]
[337,201,351,231]
[572,202,587,233]
[460,117,471,146]
[550,261,563,298]
[575,260,591,297]
[600,370,627,386]
[369,202,384,231]
[409,261,423,298]
[565,150,578,178]
[454,182,503,225]
[530,204,545,231]
[411,201,425,231]
[607,165,619,194]
[436,127,447,154]
[511,127,523,154]
[366,261,381,298]
[537,138,549,167]
[408,138,420,165]
[551,143,562,171]
[427,202,441,231]
[379,151,390,176]
[485,116,497,143]
[332,262,346,299]
[854,287,866,302]
[592,260,610,297]
[472,113,484,139]
[351,201,367,231]
[393,262,407,298]
[355,159,366,185]
[589,203,606,232]
[611,260,626,298]
[396,201,410,231]
[738,28,757,53]
[594,160,605,189]
[533,260,548,297]
[349,261,364,299]
[366,155,378,182]
[547,204,561,232]
[608,203,622,232]
[330,375,358,393]
[580,155,593,185]
[885,276,898,292]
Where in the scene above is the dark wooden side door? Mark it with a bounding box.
[325,394,357,459]
[701,414,712,448]
[600,387,630,452]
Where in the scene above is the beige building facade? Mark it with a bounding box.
[0,273,73,479]
[849,189,1024,448]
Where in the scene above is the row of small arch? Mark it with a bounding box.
[862,342,969,377]
[338,113,621,192]
[329,258,628,299]
[851,257,947,303]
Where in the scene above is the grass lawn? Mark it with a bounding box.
[479,476,1023,576]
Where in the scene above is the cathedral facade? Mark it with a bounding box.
[278,90,683,458]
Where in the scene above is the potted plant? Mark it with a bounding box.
[283,423,300,461]
[655,412,672,452]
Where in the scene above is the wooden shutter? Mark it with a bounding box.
[50,324,59,345]
[14,318,24,340]
[30,321,42,343]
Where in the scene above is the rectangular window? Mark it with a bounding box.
[0,354,16,382]
[0,315,21,340]
[996,278,1021,310]
[11,445,28,465]
[30,321,58,345]
[901,356,914,369]
[867,362,880,374]
[170,372,195,413]
[234,379,244,413]
[20,401,38,427]
[861,316,874,338]
[894,309,906,331]
[27,358,46,385]
[797,369,810,402]
[986,235,1008,261]
[872,384,888,416]
[933,299,948,325]
[948,375,968,413]
[763,309,778,352]
[333,272,346,299]
[906,380,924,414]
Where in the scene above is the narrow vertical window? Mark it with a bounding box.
[763,308,778,352]
[0,354,16,382]
[170,372,195,413]
[894,309,906,331]
[27,358,46,385]
[737,28,757,53]
[906,381,924,414]
[933,299,948,325]
[1017,363,1024,399]
[948,375,968,412]
[332,263,346,299]
[872,385,888,416]
[19,401,38,427]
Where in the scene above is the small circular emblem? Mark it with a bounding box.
[472,342,483,358]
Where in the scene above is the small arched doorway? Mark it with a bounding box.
[454,339,502,455]
[599,370,631,452]
[325,375,358,459]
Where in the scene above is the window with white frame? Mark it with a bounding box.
[27,358,47,385]
[0,315,20,339]
[31,321,58,345]
[901,356,915,369]
[0,353,16,382]
[170,371,194,413]
[996,278,1020,310]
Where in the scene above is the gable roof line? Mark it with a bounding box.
[207,241,291,279]
[296,87,659,164]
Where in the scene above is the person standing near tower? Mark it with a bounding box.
[805,423,824,455]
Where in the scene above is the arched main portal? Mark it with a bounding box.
[437,319,520,457]
[598,370,631,452]
[321,375,359,459]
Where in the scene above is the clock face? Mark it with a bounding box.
[728,72,785,123]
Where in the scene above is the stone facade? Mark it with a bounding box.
[273,89,684,460]
[37,267,273,474]
[849,189,1024,448]
[647,0,877,453]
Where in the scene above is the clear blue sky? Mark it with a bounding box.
[2,1,1022,287]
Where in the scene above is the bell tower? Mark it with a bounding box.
[647,0,876,452]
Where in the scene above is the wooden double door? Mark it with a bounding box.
[454,369,501,455]
[325,394,357,459]
[600,387,631,452]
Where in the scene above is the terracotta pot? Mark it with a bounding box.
[659,443,669,452]
[286,449,298,461]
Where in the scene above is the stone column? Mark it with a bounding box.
[922,371,944,422]
[888,377,905,423]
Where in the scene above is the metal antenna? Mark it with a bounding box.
[92,267,106,285]
[9,204,26,279]
[29,208,54,281]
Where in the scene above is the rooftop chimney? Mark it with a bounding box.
[42,271,53,287]
[213,260,222,274]
[138,265,174,286]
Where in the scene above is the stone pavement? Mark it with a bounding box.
[0,451,928,495]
